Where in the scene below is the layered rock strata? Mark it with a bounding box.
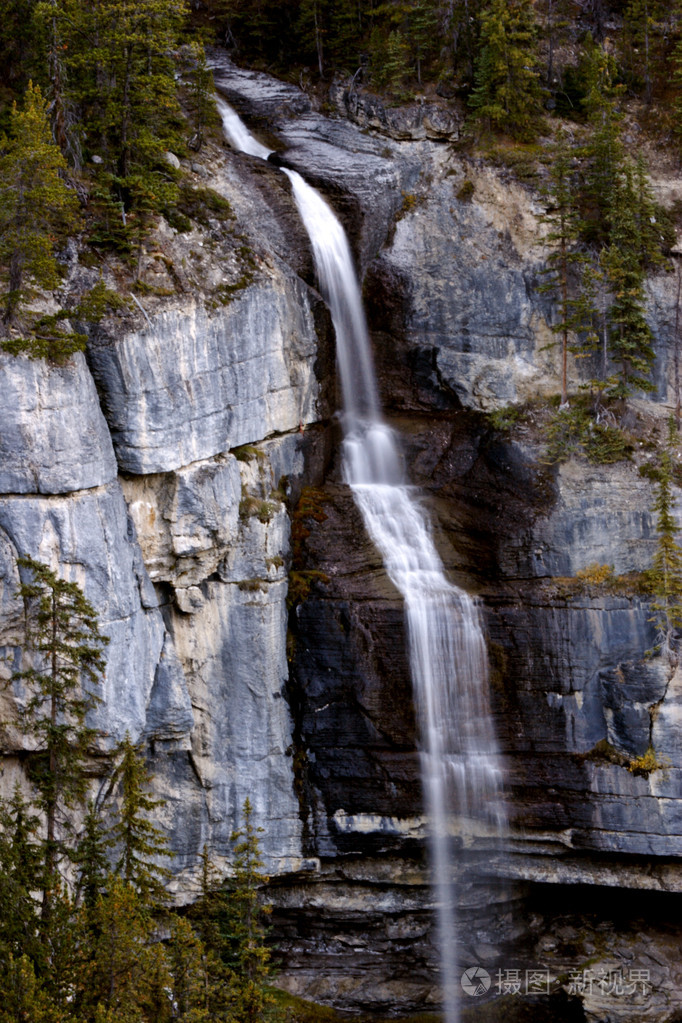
[1,55,682,1021]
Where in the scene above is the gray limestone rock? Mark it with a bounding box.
[122,454,243,586]
[329,79,462,141]
[143,634,194,747]
[87,286,319,475]
[171,578,303,874]
[0,351,117,494]
[0,484,190,748]
[503,456,657,579]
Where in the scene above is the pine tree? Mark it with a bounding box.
[468,0,544,140]
[649,417,682,665]
[110,734,172,906]
[0,82,80,332]
[10,557,108,918]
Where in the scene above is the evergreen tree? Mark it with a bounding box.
[0,785,42,965]
[184,41,217,152]
[649,417,682,665]
[578,38,624,246]
[536,0,572,87]
[224,799,272,1022]
[577,252,609,397]
[80,0,188,179]
[10,557,108,917]
[76,801,112,912]
[448,0,485,86]
[33,0,83,165]
[408,0,440,87]
[468,0,544,140]
[539,131,586,404]
[0,954,54,1023]
[188,848,242,1020]
[167,916,211,1022]
[620,0,665,103]
[41,880,82,1012]
[298,0,327,76]
[83,874,167,1021]
[603,162,656,397]
[631,153,673,270]
[110,734,172,906]
[0,0,40,115]
[0,82,79,332]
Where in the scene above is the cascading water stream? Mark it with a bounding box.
[218,95,506,1023]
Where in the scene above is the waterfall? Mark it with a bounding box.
[218,96,506,1023]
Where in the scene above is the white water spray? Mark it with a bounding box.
[219,96,506,1023]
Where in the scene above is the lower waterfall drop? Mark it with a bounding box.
[218,95,506,1023]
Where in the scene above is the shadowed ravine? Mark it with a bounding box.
[218,95,506,1023]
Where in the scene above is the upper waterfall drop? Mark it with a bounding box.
[218,95,506,1023]
[217,95,271,160]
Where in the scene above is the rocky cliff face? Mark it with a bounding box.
[2,54,682,1021]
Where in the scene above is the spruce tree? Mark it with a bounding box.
[578,38,625,246]
[0,82,79,332]
[82,0,188,179]
[188,847,243,1020]
[468,0,543,140]
[110,734,172,906]
[224,799,273,1023]
[620,0,664,104]
[184,41,217,152]
[603,162,656,397]
[33,0,83,164]
[0,955,54,1023]
[448,0,485,86]
[167,915,211,1022]
[76,801,112,912]
[0,0,40,111]
[0,785,42,965]
[10,557,108,917]
[536,0,572,87]
[83,875,168,1021]
[298,0,327,76]
[539,131,586,404]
